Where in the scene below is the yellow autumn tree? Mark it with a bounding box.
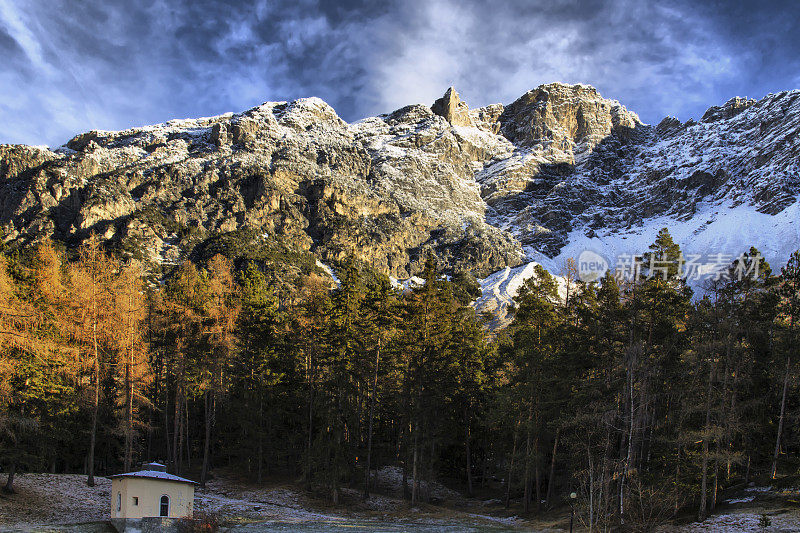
[67,235,116,486]
[110,261,150,472]
[0,254,23,406]
[199,254,240,485]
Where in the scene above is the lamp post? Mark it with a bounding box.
[569,492,577,533]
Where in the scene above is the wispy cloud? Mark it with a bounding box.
[0,0,796,146]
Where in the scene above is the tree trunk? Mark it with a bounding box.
[588,448,594,533]
[546,428,560,506]
[173,345,184,474]
[124,349,133,473]
[523,403,533,514]
[711,461,719,511]
[363,338,381,499]
[674,447,681,517]
[257,393,264,484]
[201,390,214,486]
[411,425,420,505]
[599,425,611,527]
[185,396,190,469]
[465,404,473,497]
[481,438,489,489]
[505,419,520,509]
[534,435,541,514]
[699,363,714,521]
[3,463,15,493]
[174,383,183,474]
[619,363,635,525]
[726,362,740,481]
[87,320,100,487]
[771,356,791,479]
[304,348,315,488]
[402,440,409,499]
[164,359,171,467]
[745,455,751,484]
[427,434,436,503]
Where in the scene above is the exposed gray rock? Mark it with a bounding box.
[497,83,641,150]
[431,87,474,127]
[0,96,522,278]
[701,96,756,123]
[1,83,799,287]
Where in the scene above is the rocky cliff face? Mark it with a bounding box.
[1,83,798,295]
[0,97,522,278]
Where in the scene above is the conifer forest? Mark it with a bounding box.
[1,229,799,530]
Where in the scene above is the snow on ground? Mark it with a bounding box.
[0,473,344,530]
[475,262,569,329]
[0,473,111,529]
[725,496,756,504]
[744,485,774,493]
[660,510,800,532]
[544,200,800,285]
[3,474,798,532]
[472,199,800,330]
[0,472,513,531]
[372,466,462,503]
[657,485,800,532]
[389,276,425,291]
[315,260,341,287]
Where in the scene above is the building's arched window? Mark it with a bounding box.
[116,492,121,513]
[159,495,170,517]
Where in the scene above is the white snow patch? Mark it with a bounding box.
[316,260,340,287]
[389,276,426,291]
[744,485,773,493]
[660,511,799,532]
[372,466,461,502]
[725,496,755,504]
[475,261,569,329]
[543,201,800,288]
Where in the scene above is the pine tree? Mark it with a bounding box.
[772,250,800,478]
[642,228,684,280]
[229,263,285,482]
[360,272,400,498]
[509,265,561,514]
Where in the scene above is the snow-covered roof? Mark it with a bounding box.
[109,469,197,484]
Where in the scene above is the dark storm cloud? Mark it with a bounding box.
[0,0,796,146]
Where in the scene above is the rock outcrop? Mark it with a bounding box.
[431,87,474,127]
[0,95,523,278]
[1,83,799,294]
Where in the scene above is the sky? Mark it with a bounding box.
[1,0,798,147]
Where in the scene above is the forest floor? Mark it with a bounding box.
[657,480,800,532]
[0,470,531,532]
[0,470,799,532]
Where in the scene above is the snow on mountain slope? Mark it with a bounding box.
[2,83,799,329]
[475,200,800,328]
[476,261,569,329]
[479,88,800,260]
[545,200,800,278]
[468,87,800,326]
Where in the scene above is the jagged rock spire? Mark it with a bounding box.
[431,87,473,127]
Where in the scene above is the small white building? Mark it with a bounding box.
[110,462,196,520]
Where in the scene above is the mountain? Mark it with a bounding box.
[2,83,799,321]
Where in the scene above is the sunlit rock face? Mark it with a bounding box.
[0,95,522,278]
[2,83,799,296]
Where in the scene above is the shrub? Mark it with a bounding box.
[176,511,220,533]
